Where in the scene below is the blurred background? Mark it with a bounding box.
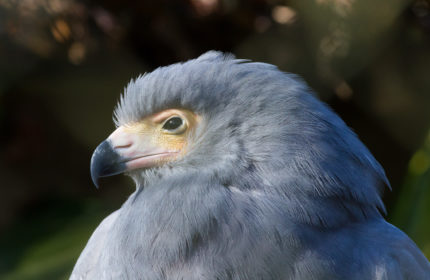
[0,0,429,279]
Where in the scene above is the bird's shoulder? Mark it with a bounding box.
[70,210,120,280]
[367,220,430,279]
[317,219,430,279]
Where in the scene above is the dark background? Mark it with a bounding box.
[0,0,429,279]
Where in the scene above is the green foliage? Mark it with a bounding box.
[0,200,110,280]
[389,132,430,258]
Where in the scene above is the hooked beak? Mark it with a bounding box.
[90,139,126,189]
[90,126,179,188]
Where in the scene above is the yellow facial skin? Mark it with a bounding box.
[121,109,199,165]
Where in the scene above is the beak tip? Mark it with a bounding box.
[90,171,100,189]
[90,150,102,189]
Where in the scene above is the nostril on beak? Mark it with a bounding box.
[114,143,132,149]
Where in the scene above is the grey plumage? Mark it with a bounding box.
[71,51,430,279]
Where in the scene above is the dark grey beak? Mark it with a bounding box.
[90,140,126,188]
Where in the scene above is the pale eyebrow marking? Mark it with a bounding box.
[152,109,185,123]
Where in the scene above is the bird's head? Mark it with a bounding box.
[91,51,264,189]
[91,51,389,227]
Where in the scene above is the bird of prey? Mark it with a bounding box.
[71,51,430,279]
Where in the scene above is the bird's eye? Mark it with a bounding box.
[162,116,186,133]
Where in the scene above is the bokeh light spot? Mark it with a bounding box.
[335,81,353,100]
[68,42,86,64]
[51,19,71,43]
[271,5,296,25]
[409,149,430,175]
[190,0,219,16]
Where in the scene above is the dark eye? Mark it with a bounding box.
[162,116,184,132]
